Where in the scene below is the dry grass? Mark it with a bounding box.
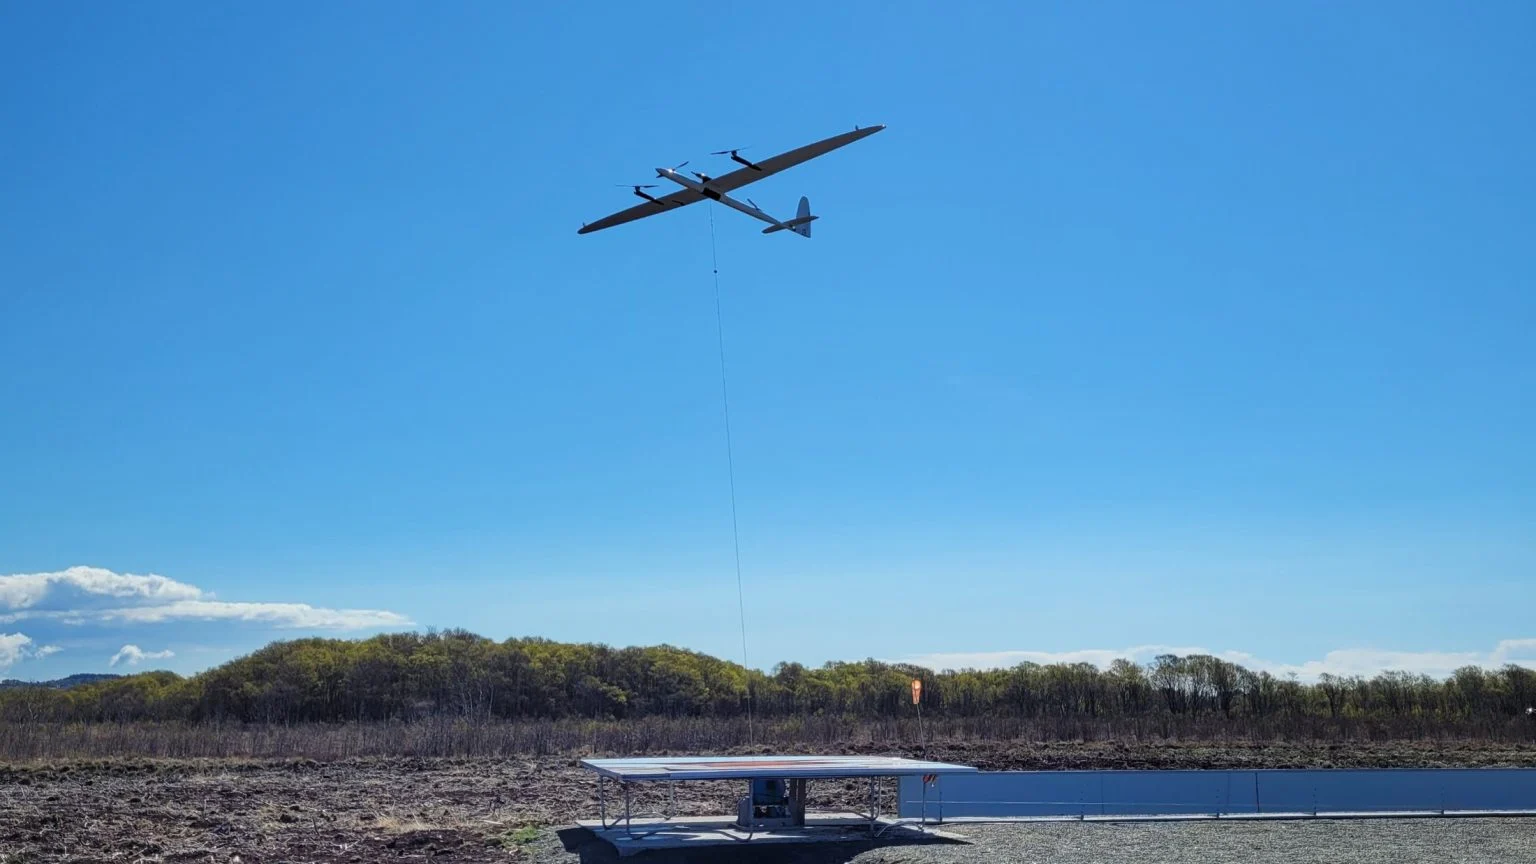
[372,813,442,834]
[0,714,1529,764]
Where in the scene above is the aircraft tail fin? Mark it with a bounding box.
[762,196,817,237]
[793,196,812,237]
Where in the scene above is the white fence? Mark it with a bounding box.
[898,769,1536,821]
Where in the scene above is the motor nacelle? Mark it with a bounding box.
[622,184,665,206]
[712,148,763,171]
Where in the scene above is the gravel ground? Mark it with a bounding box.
[535,818,1536,863]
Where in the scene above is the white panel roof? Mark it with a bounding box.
[581,755,977,781]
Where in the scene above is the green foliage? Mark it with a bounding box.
[2,631,1533,739]
[500,826,540,847]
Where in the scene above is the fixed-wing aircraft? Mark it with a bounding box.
[578,125,885,237]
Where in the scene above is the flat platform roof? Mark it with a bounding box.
[581,755,978,781]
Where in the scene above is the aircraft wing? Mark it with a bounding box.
[578,187,707,234]
[707,125,885,194]
[577,125,884,235]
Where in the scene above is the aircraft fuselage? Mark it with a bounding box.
[655,168,787,230]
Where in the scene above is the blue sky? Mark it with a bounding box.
[2,2,1533,681]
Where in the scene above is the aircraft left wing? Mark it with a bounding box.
[578,187,707,234]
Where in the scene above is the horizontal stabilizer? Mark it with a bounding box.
[763,196,816,237]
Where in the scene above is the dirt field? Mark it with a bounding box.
[1,740,1533,863]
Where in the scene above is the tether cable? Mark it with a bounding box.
[707,203,754,744]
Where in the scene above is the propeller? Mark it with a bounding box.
[622,183,667,206]
[712,148,763,171]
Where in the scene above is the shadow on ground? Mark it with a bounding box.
[556,826,964,863]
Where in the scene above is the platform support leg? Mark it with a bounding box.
[789,778,807,827]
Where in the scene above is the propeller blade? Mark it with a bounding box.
[614,184,660,188]
[710,147,749,155]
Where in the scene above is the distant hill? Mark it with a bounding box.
[0,634,1531,741]
[0,673,121,690]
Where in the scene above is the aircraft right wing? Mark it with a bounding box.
[578,187,707,234]
[706,125,885,194]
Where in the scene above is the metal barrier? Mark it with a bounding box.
[898,769,1536,821]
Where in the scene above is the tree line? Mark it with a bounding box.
[1,630,1532,739]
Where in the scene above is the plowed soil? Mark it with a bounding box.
[1,740,1532,863]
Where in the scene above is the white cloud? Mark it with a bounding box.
[109,645,175,667]
[0,634,36,668]
[903,645,1245,672]
[1492,639,1536,664]
[1257,649,1485,681]
[898,639,1536,682]
[0,566,203,609]
[0,633,61,669]
[99,600,410,630]
[0,567,411,632]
